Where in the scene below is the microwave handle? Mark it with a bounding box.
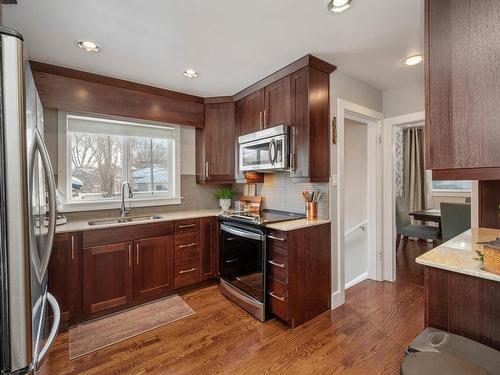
[268,138,277,165]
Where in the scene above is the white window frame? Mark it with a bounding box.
[58,111,181,212]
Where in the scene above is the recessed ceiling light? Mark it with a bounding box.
[76,40,101,53]
[183,69,199,79]
[402,54,424,66]
[327,0,352,13]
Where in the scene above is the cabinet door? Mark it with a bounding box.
[133,235,175,301]
[204,102,235,182]
[289,67,310,179]
[83,241,133,315]
[48,232,82,327]
[264,76,291,128]
[243,88,265,133]
[200,217,219,280]
[426,0,500,171]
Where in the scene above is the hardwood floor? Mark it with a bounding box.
[396,239,434,287]
[40,278,424,375]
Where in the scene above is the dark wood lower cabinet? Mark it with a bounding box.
[83,241,133,316]
[52,217,221,325]
[200,217,219,280]
[424,267,500,351]
[48,232,82,327]
[134,236,175,302]
[267,224,331,328]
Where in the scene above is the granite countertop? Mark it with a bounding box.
[266,218,331,231]
[416,227,500,282]
[55,209,222,234]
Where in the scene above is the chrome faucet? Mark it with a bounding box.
[120,181,133,217]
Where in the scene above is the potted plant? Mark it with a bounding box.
[215,188,236,212]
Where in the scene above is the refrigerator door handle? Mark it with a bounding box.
[29,128,57,283]
[34,293,60,369]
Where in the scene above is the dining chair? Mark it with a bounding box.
[395,196,441,252]
[440,203,471,242]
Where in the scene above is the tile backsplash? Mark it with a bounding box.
[235,173,329,220]
[64,174,223,221]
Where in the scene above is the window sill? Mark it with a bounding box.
[61,196,183,213]
[431,190,471,197]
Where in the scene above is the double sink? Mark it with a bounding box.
[88,215,163,226]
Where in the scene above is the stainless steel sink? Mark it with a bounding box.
[87,215,163,226]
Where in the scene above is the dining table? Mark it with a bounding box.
[409,208,441,224]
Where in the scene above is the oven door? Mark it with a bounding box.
[239,134,288,172]
[219,223,266,303]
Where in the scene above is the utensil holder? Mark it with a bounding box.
[306,202,318,221]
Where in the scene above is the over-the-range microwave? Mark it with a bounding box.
[238,125,289,172]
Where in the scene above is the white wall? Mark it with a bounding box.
[344,119,368,287]
[383,80,424,118]
[330,71,383,297]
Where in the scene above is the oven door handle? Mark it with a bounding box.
[221,224,265,242]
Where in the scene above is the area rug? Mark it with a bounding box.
[69,294,194,359]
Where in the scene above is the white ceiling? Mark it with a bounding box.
[3,0,424,97]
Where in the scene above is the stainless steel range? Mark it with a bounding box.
[218,209,304,321]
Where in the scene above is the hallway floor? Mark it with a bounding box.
[396,239,434,287]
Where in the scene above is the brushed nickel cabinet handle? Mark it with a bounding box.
[71,235,75,261]
[136,243,139,265]
[267,235,286,242]
[179,242,197,249]
[205,161,209,178]
[263,110,267,127]
[259,111,263,129]
[179,267,197,274]
[179,224,197,229]
[128,244,132,267]
[268,259,286,269]
[269,291,285,302]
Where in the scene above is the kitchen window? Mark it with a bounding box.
[59,113,181,211]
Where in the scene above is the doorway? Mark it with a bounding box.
[331,99,384,308]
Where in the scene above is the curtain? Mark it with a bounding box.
[403,127,426,212]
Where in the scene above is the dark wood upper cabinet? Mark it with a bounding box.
[290,67,331,182]
[243,88,265,133]
[83,241,133,316]
[48,232,82,328]
[425,0,500,178]
[196,101,236,184]
[133,235,175,302]
[264,76,291,129]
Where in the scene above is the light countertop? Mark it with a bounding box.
[55,209,222,234]
[416,227,500,282]
[55,209,331,234]
[266,219,331,231]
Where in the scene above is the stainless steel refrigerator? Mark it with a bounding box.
[0,26,60,374]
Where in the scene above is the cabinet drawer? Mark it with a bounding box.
[268,278,288,321]
[175,219,200,233]
[175,232,200,259]
[267,229,287,249]
[174,256,201,288]
[267,250,288,283]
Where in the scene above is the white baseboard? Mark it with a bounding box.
[345,271,368,290]
[331,290,344,309]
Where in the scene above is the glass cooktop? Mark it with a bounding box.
[219,209,305,226]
